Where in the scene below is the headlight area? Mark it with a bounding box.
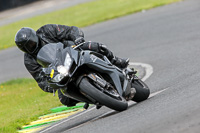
[51,53,73,83]
[64,53,72,68]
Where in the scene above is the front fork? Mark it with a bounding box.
[123,67,138,100]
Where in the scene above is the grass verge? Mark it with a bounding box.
[0,0,180,50]
[0,78,62,133]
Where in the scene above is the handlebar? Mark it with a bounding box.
[73,42,86,50]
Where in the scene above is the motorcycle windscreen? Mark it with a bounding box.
[37,43,64,68]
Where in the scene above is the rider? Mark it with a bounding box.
[14,24,129,107]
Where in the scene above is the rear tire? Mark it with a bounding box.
[131,79,150,102]
[79,78,128,111]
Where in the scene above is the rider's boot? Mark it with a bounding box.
[58,89,79,107]
[99,44,129,69]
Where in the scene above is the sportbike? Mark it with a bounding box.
[37,42,150,111]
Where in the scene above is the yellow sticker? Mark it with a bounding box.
[50,69,54,78]
[71,45,76,48]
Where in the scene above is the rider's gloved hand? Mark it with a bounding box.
[74,37,85,45]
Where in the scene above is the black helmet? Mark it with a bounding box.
[15,27,39,54]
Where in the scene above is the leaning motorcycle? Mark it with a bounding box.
[37,42,150,111]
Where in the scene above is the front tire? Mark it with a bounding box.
[79,78,128,111]
[132,79,150,102]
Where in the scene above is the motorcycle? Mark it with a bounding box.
[37,42,150,111]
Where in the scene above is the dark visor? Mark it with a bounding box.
[24,32,38,53]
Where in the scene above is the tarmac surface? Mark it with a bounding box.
[1,0,200,133]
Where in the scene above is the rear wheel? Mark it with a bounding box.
[131,78,150,102]
[79,77,128,111]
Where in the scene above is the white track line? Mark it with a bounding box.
[128,88,168,106]
[92,88,168,119]
[40,62,153,133]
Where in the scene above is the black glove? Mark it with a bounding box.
[74,37,85,45]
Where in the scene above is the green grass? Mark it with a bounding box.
[0,79,62,133]
[0,0,180,50]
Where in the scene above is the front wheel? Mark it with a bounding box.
[79,78,128,111]
[131,78,150,102]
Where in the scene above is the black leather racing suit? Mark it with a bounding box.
[24,24,114,106]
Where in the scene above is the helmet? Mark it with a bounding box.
[15,27,39,54]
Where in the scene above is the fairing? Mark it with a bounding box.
[36,42,130,102]
[37,43,63,67]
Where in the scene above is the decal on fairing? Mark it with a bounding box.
[90,54,97,62]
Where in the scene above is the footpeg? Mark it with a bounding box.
[130,68,137,74]
[126,67,137,76]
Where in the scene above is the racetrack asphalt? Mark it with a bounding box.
[1,0,200,132]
